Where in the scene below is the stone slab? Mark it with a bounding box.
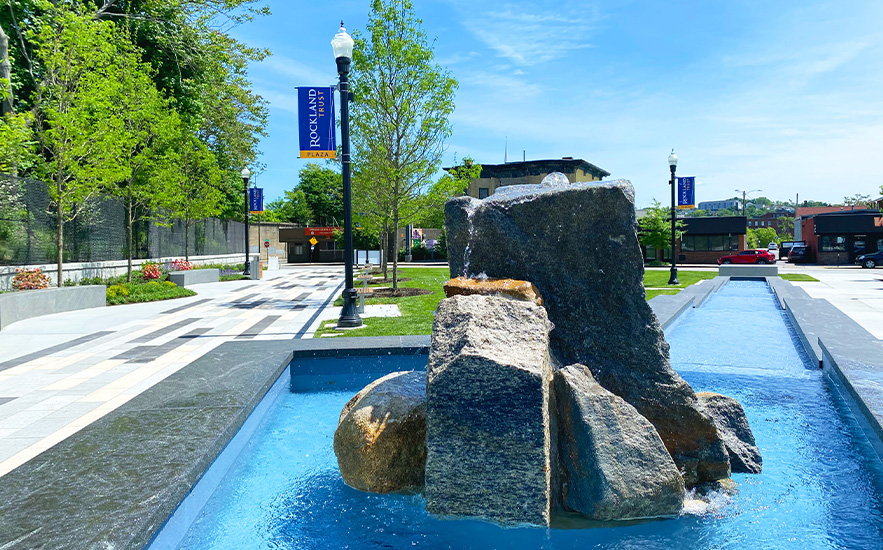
[766,277,810,310]
[426,295,555,526]
[718,264,778,277]
[820,337,883,463]
[0,286,105,331]
[783,295,877,368]
[168,268,220,287]
[648,294,694,329]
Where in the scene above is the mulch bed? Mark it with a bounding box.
[368,277,412,284]
[370,287,432,298]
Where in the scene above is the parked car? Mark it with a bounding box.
[855,250,883,268]
[787,244,812,263]
[779,241,807,260]
[767,242,779,259]
[718,249,777,264]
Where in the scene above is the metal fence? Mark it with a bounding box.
[0,175,245,265]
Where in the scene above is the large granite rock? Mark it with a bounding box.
[443,277,544,305]
[445,180,730,486]
[697,392,762,474]
[425,294,556,526]
[333,371,426,493]
[554,364,685,520]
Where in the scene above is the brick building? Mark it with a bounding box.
[796,210,883,265]
[450,158,609,199]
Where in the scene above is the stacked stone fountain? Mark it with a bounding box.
[334,175,761,526]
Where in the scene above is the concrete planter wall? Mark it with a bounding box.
[718,264,778,277]
[0,286,106,330]
[168,269,220,287]
[0,253,244,291]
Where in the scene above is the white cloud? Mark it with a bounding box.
[453,2,599,65]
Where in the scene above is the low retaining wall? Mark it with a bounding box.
[0,286,106,330]
[718,264,778,277]
[0,253,244,291]
[821,338,883,463]
[168,269,220,287]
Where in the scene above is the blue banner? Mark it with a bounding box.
[298,87,336,158]
[677,176,695,210]
[249,187,264,213]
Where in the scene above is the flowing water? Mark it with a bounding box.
[150,280,883,550]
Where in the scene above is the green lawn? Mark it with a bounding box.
[779,273,819,282]
[106,281,196,305]
[315,268,717,338]
[642,270,717,288]
[315,268,450,337]
[645,289,682,300]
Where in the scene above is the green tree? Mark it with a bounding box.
[163,133,223,260]
[747,227,779,249]
[30,9,129,285]
[92,38,176,280]
[298,163,342,225]
[351,0,457,289]
[638,200,685,261]
[843,193,872,208]
[413,156,481,229]
[265,189,313,224]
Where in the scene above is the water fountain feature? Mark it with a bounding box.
[331,174,758,525]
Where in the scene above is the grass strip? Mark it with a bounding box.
[779,273,819,282]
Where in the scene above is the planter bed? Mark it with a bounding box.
[0,286,106,330]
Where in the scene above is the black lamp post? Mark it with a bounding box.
[667,150,680,285]
[332,22,362,328]
[241,167,251,276]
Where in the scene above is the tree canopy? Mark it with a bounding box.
[350,0,457,287]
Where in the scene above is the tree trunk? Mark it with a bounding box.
[56,180,64,287]
[380,226,388,279]
[184,219,190,261]
[126,188,133,282]
[392,211,400,290]
[0,23,13,115]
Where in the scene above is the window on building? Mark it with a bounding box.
[820,235,847,251]
[478,187,490,199]
[681,234,738,251]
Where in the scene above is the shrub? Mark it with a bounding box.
[170,258,193,271]
[12,268,51,291]
[141,261,162,280]
[162,281,177,289]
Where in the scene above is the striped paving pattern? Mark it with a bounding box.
[0,266,343,478]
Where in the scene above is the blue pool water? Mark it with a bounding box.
[150,280,883,549]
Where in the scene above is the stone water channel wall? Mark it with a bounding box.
[0,279,881,548]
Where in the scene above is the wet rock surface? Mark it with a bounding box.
[443,276,544,305]
[554,364,686,520]
[697,392,762,474]
[445,181,731,485]
[333,371,427,493]
[425,294,556,526]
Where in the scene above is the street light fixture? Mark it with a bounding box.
[333,22,362,328]
[241,167,251,276]
[667,150,680,285]
[735,189,762,216]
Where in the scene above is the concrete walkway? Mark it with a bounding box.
[0,264,345,478]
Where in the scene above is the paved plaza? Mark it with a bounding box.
[0,265,345,478]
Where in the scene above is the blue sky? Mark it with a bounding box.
[230,0,883,208]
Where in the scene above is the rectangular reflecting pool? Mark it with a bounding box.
[149,280,883,549]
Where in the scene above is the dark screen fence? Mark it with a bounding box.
[0,175,245,265]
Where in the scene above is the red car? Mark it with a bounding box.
[718,249,776,265]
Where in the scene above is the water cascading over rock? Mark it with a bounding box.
[444,177,731,486]
[332,173,761,526]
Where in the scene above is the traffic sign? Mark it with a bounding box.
[264,241,270,248]
[309,237,318,246]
